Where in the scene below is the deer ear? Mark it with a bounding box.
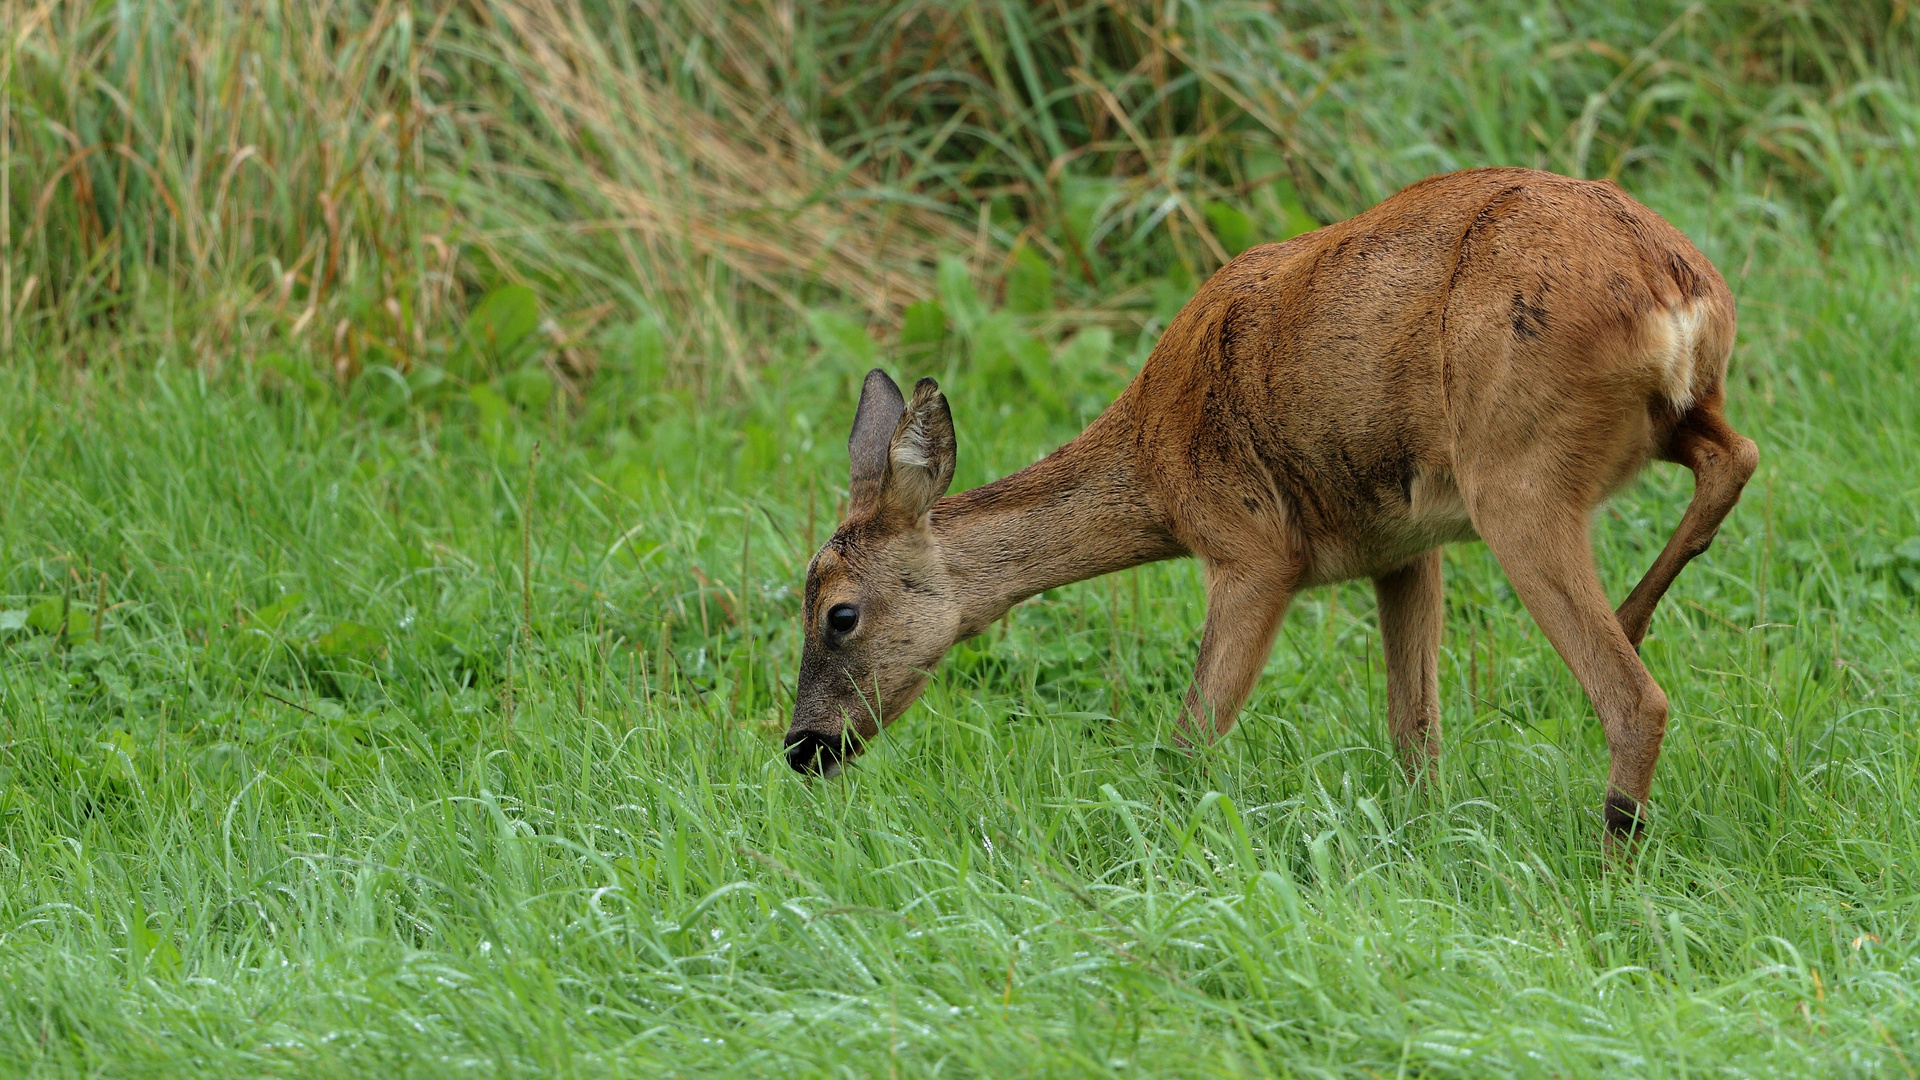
[880,378,956,521]
[848,368,905,511]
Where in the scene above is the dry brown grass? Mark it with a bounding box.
[1,0,1913,388]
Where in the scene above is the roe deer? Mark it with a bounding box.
[785,167,1757,840]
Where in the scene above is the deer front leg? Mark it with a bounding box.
[1177,560,1298,743]
[1374,549,1444,778]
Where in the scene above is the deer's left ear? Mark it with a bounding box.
[880,378,956,521]
[848,368,906,513]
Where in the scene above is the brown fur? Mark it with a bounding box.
[786,168,1758,839]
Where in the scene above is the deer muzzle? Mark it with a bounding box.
[783,727,861,776]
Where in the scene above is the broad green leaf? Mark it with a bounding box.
[972,314,1062,412]
[252,592,304,631]
[500,365,555,411]
[1261,176,1318,240]
[1153,277,1195,323]
[741,422,779,475]
[1243,144,1289,184]
[1005,246,1054,314]
[456,284,540,376]
[1009,334,1057,406]
[807,309,878,367]
[314,621,384,662]
[467,284,539,353]
[1054,327,1114,375]
[1058,174,1118,250]
[614,855,659,885]
[937,257,986,337]
[192,743,249,786]
[258,351,334,403]
[612,316,668,386]
[237,591,306,655]
[25,598,90,643]
[128,898,179,977]
[468,382,511,430]
[900,300,947,350]
[99,731,139,784]
[406,364,449,398]
[1204,201,1256,257]
[349,364,411,416]
[970,313,1020,383]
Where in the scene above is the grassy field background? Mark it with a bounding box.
[4,1,1920,1076]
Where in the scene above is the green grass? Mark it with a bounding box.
[5,0,1920,1075]
[4,180,1920,1076]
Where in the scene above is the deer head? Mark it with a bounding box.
[785,369,961,775]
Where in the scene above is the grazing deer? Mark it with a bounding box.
[785,167,1757,840]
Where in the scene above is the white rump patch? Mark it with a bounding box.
[1649,302,1708,411]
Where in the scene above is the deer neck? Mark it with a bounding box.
[929,406,1183,637]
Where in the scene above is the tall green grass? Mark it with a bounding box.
[4,2,1920,1076]
[2,198,1918,1075]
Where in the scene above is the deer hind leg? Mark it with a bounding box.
[1615,402,1760,649]
[1374,549,1443,778]
[1177,560,1299,743]
[1469,492,1670,841]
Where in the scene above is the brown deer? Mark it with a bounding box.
[785,167,1757,840]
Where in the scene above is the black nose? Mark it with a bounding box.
[784,730,845,775]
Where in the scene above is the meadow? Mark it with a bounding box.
[4,1,1920,1076]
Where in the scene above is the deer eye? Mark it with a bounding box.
[825,604,859,635]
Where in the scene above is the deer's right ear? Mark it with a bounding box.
[848,368,906,511]
[878,378,956,521]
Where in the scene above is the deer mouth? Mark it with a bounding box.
[783,729,863,776]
